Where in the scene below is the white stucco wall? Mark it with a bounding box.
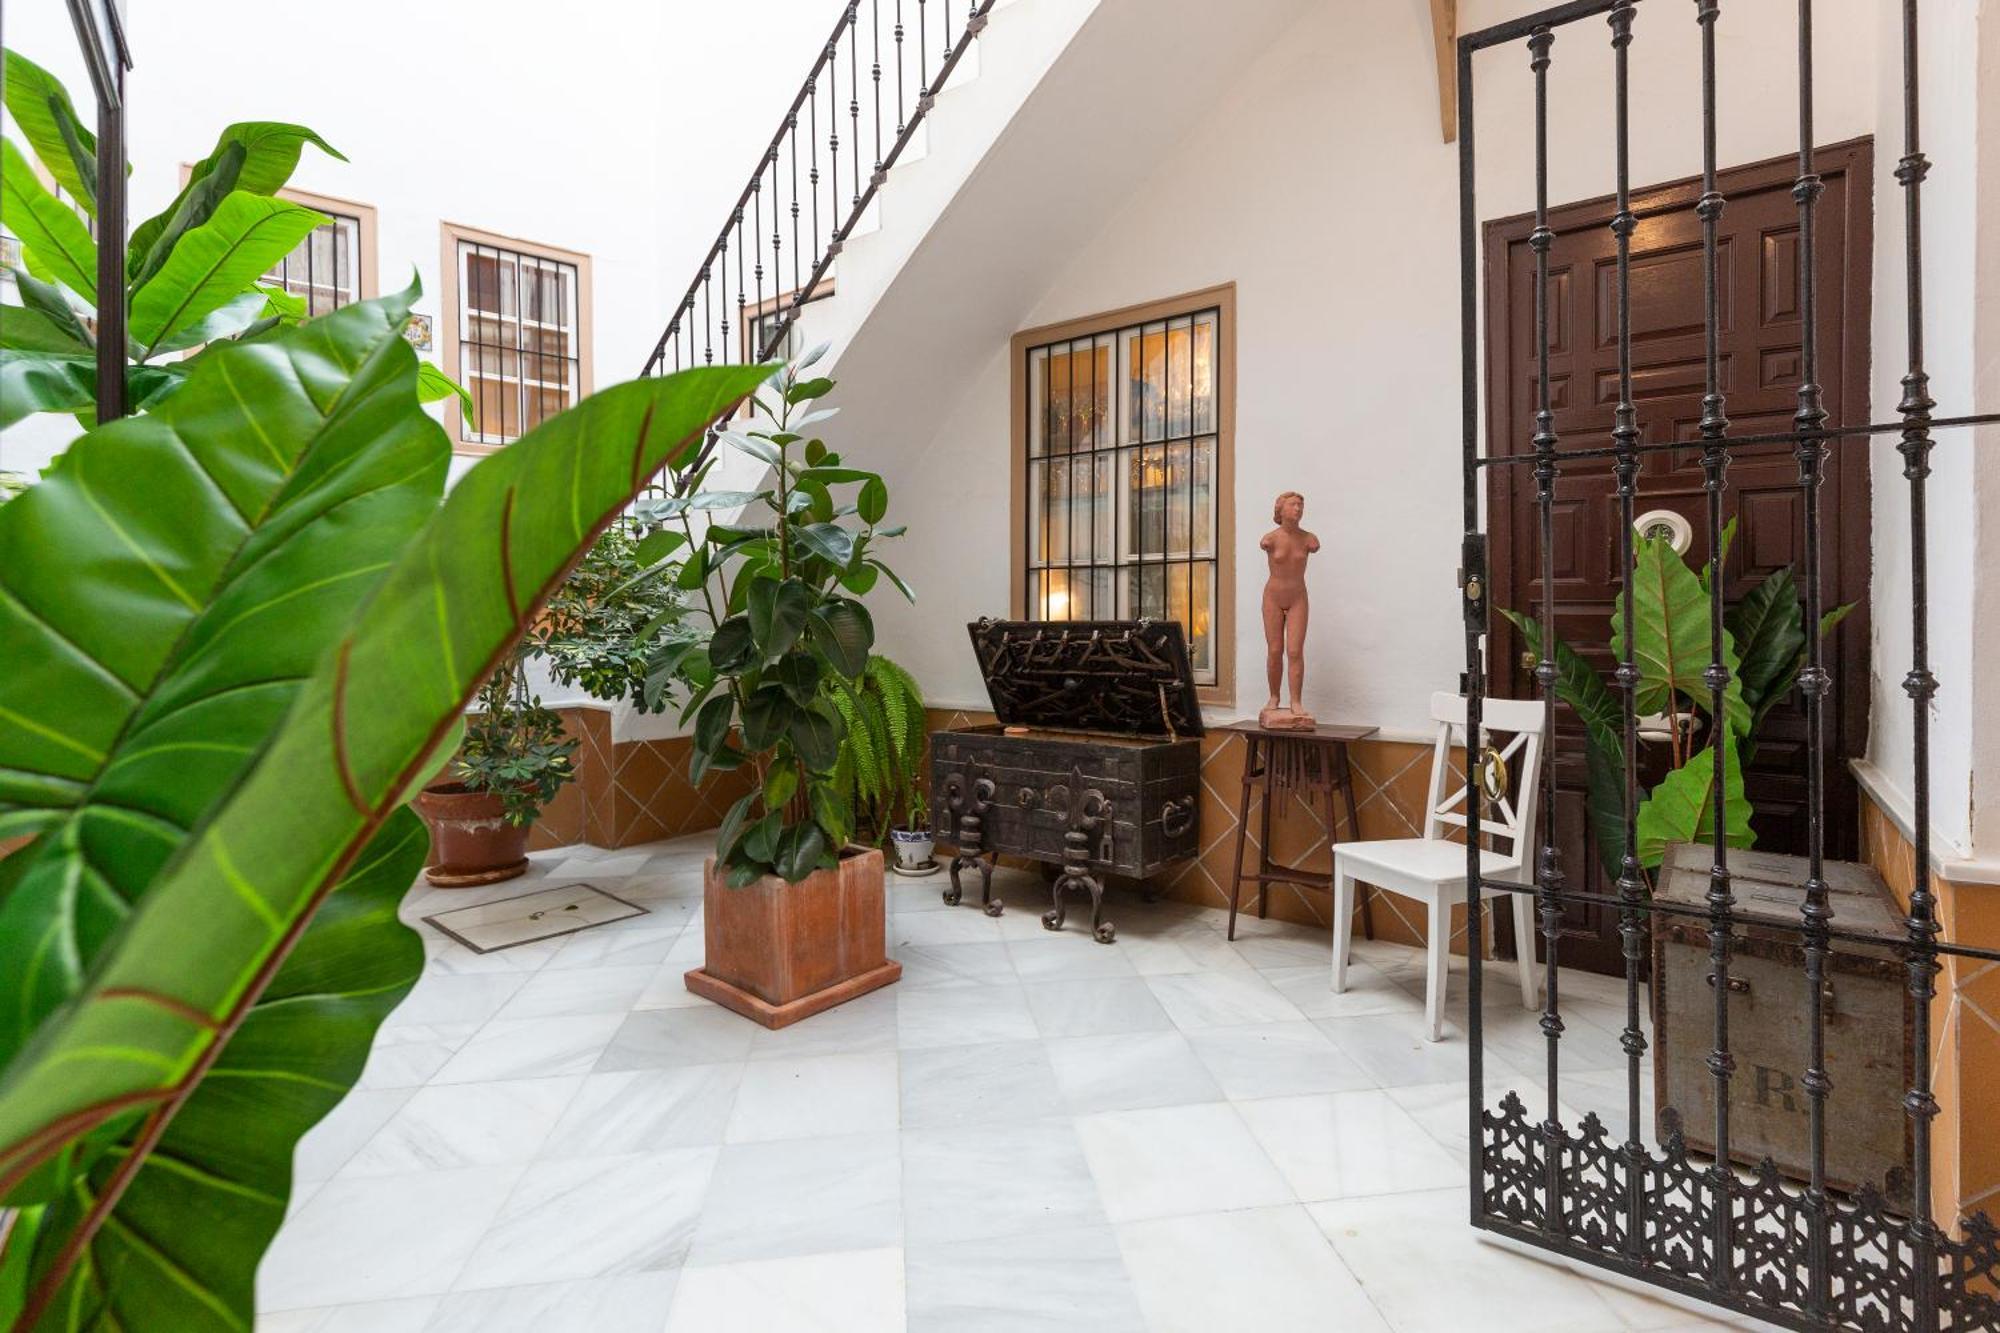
[867,0,1886,746]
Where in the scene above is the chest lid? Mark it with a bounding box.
[967,619,1205,739]
[1654,843,1902,942]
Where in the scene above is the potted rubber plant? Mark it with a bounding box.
[416,651,577,885]
[644,350,914,1027]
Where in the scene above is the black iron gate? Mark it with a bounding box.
[1456,3,2000,1329]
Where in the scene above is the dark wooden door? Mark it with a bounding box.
[1485,140,1873,976]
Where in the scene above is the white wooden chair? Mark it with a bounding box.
[1331,691,1545,1041]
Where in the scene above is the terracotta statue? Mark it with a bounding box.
[1259,490,1318,730]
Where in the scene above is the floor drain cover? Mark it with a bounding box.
[422,882,647,953]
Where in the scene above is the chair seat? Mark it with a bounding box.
[1333,838,1522,895]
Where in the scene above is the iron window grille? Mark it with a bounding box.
[263,211,360,317]
[1021,306,1223,687]
[1456,3,2000,1330]
[453,239,582,448]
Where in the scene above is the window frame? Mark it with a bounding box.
[265,185,378,313]
[1008,282,1237,706]
[439,221,593,456]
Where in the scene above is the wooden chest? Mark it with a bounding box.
[929,619,1203,942]
[1651,843,1913,1201]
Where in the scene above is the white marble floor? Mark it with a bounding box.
[257,835,1772,1333]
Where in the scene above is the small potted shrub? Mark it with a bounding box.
[823,654,935,875]
[646,351,912,1027]
[417,649,577,885]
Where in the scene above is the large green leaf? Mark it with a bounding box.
[1,52,97,214]
[128,193,327,354]
[0,354,183,431]
[125,143,246,293]
[0,302,90,356]
[0,354,769,1223]
[1610,533,1749,736]
[1725,565,1807,728]
[127,123,343,278]
[1,138,97,304]
[1635,729,1755,869]
[0,286,445,1064]
[14,811,426,1332]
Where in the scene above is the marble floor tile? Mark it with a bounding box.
[254,1296,440,1332]
[421,931,563,975]
[902,1117,1108,1244]
[1117,1204,1388,1333]
[384,973,530,1028]
[1314,1012,1501,1090]
[899,1038,1065,1128]
[1024,976,1174,1038]
[341,1077,581,1177]
[1235,1089,1462,1202]
[431,1014,625,1085]
[494,964,660,1020]
[548,850,654,878]
[1147,968,1306,1030]
[596,1006,759,1071]
[541,1065,743,1156]
[292,1087,416,1183]
[691,1131,902,1264]
[1263,960,1429,1020]
[892,941,1017,989]
[1186,1020,1374,1100]
[356,1023,482,1090]
[1006,935,1140,981]
[905,1224,1146,1333]
[1115,936,1216,976]
[889,878,954,913]
[634,961,711,1010]
[726,1051,900,1143]
[541,924,684,971]
[1228,930,1335,972]
[1308,1188,1634,1332]
[890,906,1008,947]
[424,1272,679,1333]
[1046,1030,1225,1115]
[747,987,900,1060]
[664,1247,905,1333]
[1075,1102,1293,1223]
[895,980,1037,1050]
[258,1166,524,1309]
[454,1148,721,1290]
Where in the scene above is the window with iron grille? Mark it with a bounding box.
[1016,291,1231,693]
[447,230,587,449]
[263,211,361,316]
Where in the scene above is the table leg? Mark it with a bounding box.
[1225,737,1258,942]
[1335,743,1372,941]
[1256,746,1274,922]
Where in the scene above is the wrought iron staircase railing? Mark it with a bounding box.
[641,0,998,395]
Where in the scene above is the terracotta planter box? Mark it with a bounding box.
[685,846,901,1028]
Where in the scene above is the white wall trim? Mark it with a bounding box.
[1850,757,2000,886]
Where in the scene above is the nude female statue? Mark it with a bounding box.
[1259,491,1318,729]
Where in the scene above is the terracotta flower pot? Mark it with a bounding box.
[684,845,901,1029]
[415,782,531,887]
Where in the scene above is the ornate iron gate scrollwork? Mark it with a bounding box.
[1455,3,2000,1329]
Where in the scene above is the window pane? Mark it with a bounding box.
[1027,346,1048,458]
[1192,312,1217,435]
[456,238,581,444]
[1193,437,1216,557]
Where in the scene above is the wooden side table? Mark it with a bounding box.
[1221,722,1379,942]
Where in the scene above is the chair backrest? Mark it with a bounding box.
[1420,691,1545,872]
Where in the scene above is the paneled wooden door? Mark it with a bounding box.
[1485,140,1873,976]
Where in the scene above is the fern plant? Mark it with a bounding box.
[823,655,928,842]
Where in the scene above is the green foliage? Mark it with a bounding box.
[0,275,769,1328]
[1503,522,1854,879]
[530,523,693,710]
[0,48,468,428]
[825,655,929,842]
[640,350,915,884]
[456,660,578,827]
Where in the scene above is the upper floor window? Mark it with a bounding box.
[262,189,376,316]
[1011,286,1235,699]
[442,223,592,452]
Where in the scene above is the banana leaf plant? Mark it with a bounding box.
[1503,518,1851,881]
[0,276,768,1330]
[635,352,913,884]
[0,49,470,430]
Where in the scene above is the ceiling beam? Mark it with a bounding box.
[1431,0,1457,143]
